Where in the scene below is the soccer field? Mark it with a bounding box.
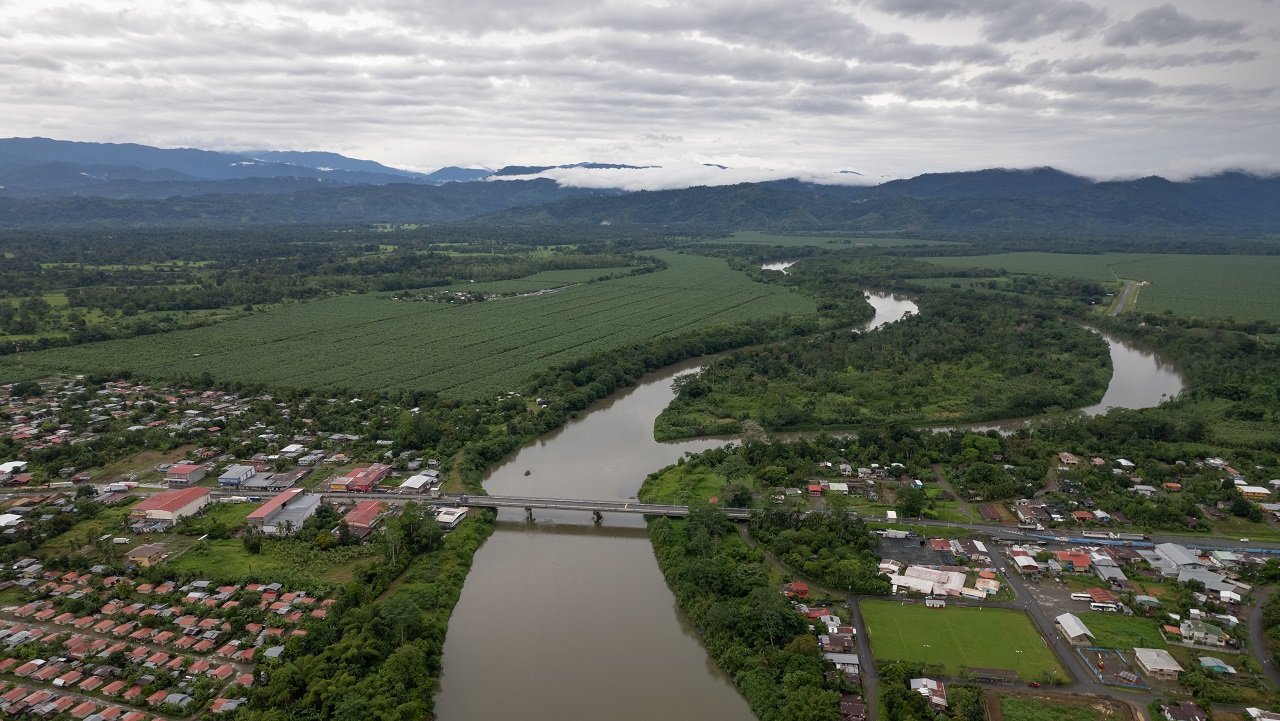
[861,601,1064,680]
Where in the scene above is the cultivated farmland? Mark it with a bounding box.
[861,600,1064,680]
[0,252,814,398]
[706,231,959,248]
[922,252,1280,323]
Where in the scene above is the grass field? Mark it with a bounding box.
[1000,695,1108,721]
[424,267,636,295]
[861,600,1064,680]
[1078,612,1166,649]
[707,231,958,248]
[35,506,135,557]
[165,538,382,587]
[922,252,1280,323]
[0,251,814,398]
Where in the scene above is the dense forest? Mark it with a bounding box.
[644,505,847,721]
[657,284,1111,439]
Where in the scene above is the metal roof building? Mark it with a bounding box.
[245,489,323,535]
[1055,613,1094,642]
[1135,647,1183,680]
[1156,543,1203,569]
[130,487,211,522]
[344,500,389,529]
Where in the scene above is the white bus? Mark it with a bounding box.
[1070,592,1094,601]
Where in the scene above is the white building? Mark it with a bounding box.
[1135,648,1184,680]
[1056,613,1094,644]
[129,487,212,523]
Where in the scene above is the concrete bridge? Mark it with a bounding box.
[432,494,754,521]
[209,487,747,521]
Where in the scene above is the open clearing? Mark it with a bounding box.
[997,691,1133,721]
[922,252,1280,323]
[0,251,813,398]
[165,538,382,587]
[1077,612,1166,649]
[861,600,1064,680]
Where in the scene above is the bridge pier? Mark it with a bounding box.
[593,511,603,523]
[525,507,534,521]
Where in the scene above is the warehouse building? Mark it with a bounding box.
[129,487,211,524]
[218,464,257,487]
[245,489,323,535]
[165,464,207,487]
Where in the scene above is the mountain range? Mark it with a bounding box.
[0,138,1276,234]
[0,137,492,198]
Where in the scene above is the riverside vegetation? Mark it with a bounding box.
[657,289,1111,439]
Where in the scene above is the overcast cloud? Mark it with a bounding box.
[0,0,1276,186]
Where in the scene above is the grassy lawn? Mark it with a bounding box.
[34,506,136,557]
[165,538,382,588]
[1078,612,1166,649]
[1000,695,1106,721]
[637,464,727,504]
[1206,515,1280,543]
[861,600,1064,680]
[190,501,257,528]
[95,446,197,483]
[925,501,980,523]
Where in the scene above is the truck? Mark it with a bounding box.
[107,482,137,492]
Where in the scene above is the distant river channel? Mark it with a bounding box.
[433,281,1182,719]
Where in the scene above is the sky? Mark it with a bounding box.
[1,0,1277,188]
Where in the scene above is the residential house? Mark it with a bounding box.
[1135,648,1183,680]
[1163,702,1208,721]
[910,678,947,710]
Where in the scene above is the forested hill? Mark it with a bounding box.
[0,165,1276,232]
[0,179,613,227]
[486,171,1280,234]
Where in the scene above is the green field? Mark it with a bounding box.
[1000,695,1107,721]
[0,251,814,398]
[1078,612,1166,649]
[861,601,1064,680]
[707,231,957,248]
[423,267,636,295]
[165,538,382,587]
[923,252,1280,323]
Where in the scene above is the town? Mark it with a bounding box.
[4,369,1280,721]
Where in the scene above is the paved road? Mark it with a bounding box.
[1111,282,1137,316]
[1246,585,1280,686]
